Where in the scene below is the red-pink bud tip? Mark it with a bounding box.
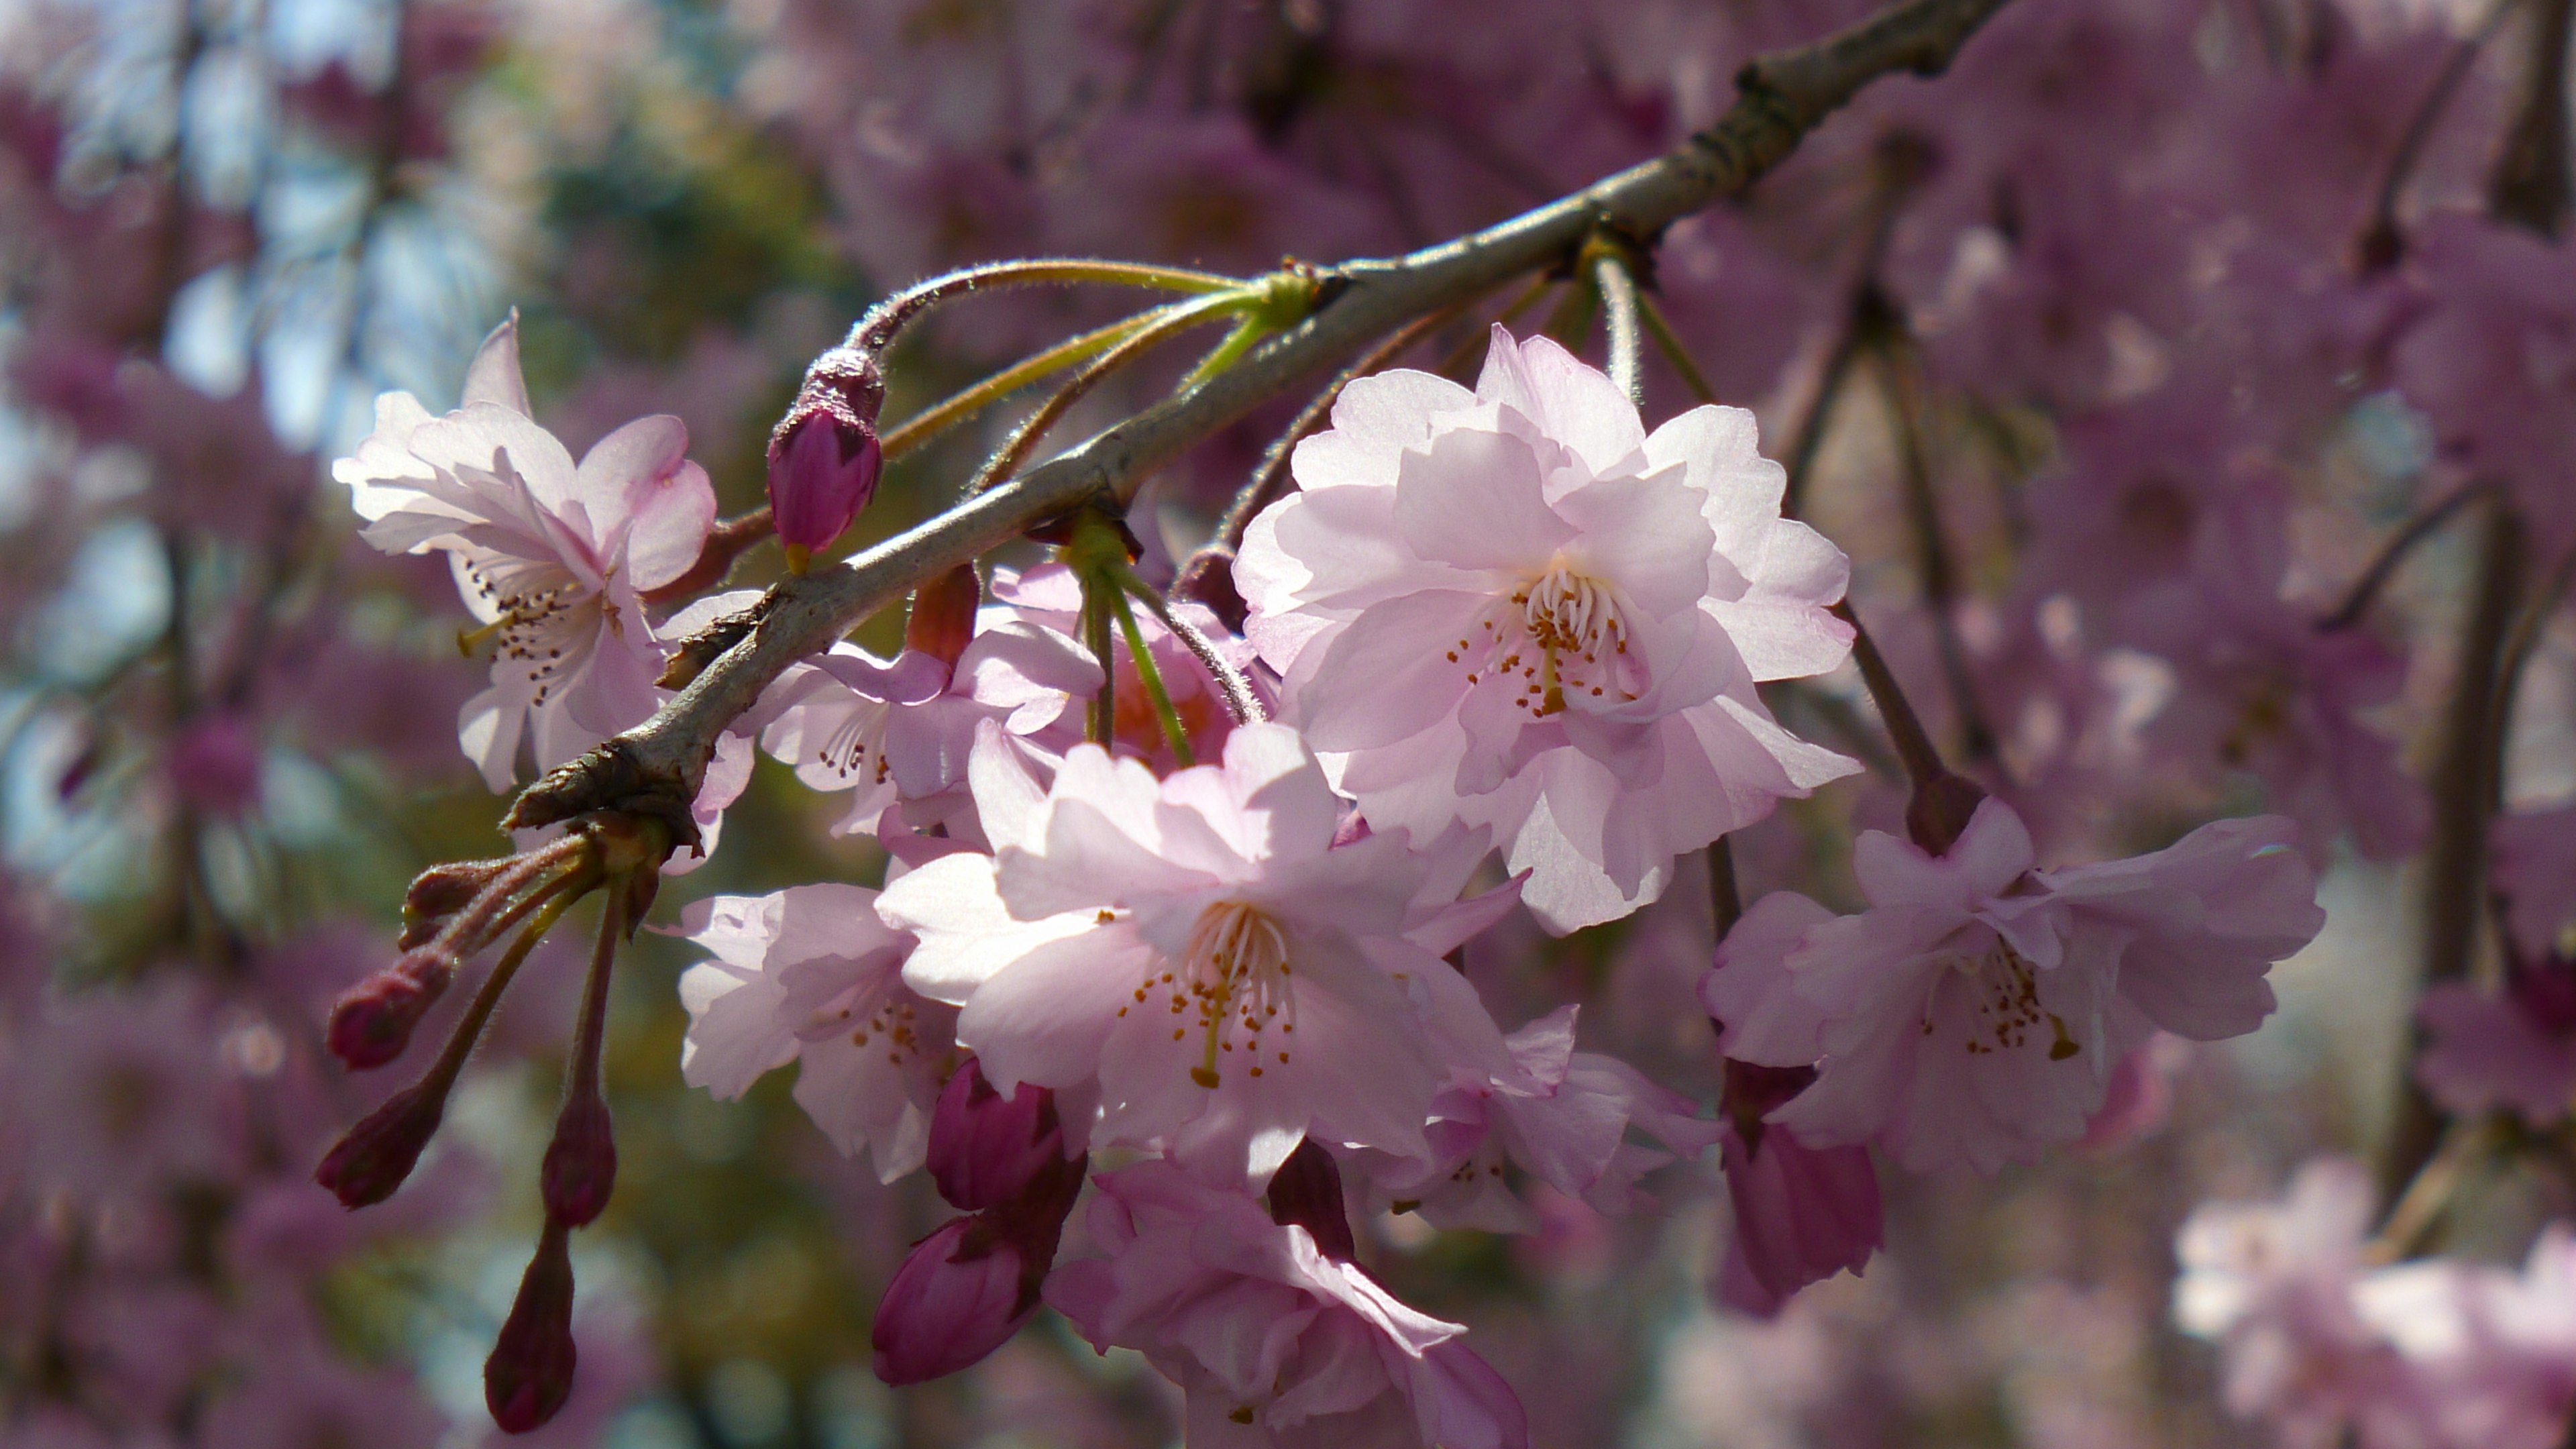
[905,564,982,671]
[326,951,455,1071]
[486,1222,580,1434]
[766,348,885,566]
[398,859,508,949]
[926,1059,1062,1212]
[540,1092,617,1228]
[313,1077,449,1208]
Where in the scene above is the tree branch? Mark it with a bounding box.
[503,0,2018,837]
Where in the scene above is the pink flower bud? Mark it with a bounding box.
[905,564,981,670]
[767,347,883,573]
[486,1222,580,1434]
[926,1059,1061,1212]
[870,1218,1032,1386]
[398,858,509,949]
[540,1090,617,1228]
[313,1075,451,1208]
[325,950,455,1071]
[1265,1138,1357,1260]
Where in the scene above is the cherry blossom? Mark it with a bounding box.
[877,722,1517,1185]
[756,602,1098,841]
[674,883,956,1181]
[333,315,716,790]
[1235,327,1857,931]
[1703,798,2322,1175]
[1045,1159,1528,1449]
[1712,1059,1882,1318]
[1346,1005,1721,1232]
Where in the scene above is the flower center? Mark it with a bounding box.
[1448,561,1639,717]
[1929,940,2079,1061]
[813,693,896,786]
[1126,901,1295,1089]
[462,559,598,707]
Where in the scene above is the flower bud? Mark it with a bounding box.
[906,564,981,671]
[398,858,509,949]
[313,1075,452,1208]
[540,1089,617,1228]
[926,1059,1060,1212]
[326,950,455,1071]
[1264,1138,1357,1261]
[485,1222,580,1434]
[871,1218,1032,1386]
[767,346,884,573]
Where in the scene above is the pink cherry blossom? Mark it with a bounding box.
[989,561,1269,774]
[1704,798,2322,1174]
[877,722,1517,1185]
[1045,1160,1528,1449]
[2174,1155,2431,1449]
[1235,326,1858,932]
[1348,1005,1721,1232]
[333,314,716,790]
[674,883,956,1181]
[756,606,1098,840]
[2415,949,2576,1127]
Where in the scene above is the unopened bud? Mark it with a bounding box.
[399,859,509,949]
[314,1075,452,1208]
[871,1217,1030,1386]
[540,1091,617,1228]
[485,1222,579,1434]
[1904,771,1989,857]
[927,1059,1061,1212]
[326,951,455,1071]
[906,564,981,670]
[767,346,884,573]
[1264,1138,1356,1260]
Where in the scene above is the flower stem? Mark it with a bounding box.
[964,293,1244,498]
[844,259,1246,356]
[879,309,1172,463]
[1108,584,1195,768]
[1123,574,1265,727]
[1707,837,1743,939]
[1831,599,1950,793]
[1591,250,1645,408]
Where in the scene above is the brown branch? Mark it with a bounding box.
[2318,479,2491,631]
[500,0,2021,838]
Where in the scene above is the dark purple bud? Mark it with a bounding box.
[326,950,456,1071]
[767,346,884,572]
[906,564,981,670]
[873,1149,1089,1386]
[485,1222,579,1434]
[871,1218,1031,1385]
[540,1091,617,1228]
[1264,1138,1357,1260]
[927,1059,1061,1212]
[314,1075,453,1208]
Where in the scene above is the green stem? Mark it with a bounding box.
[1123,572,1264,725]
[1109,584,1195,767]
[965,293,1244,498]
[880,309,1172,462]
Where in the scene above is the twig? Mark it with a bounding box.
[1882,339,2000,765]
[1593,250,1646,407]
[2357,0,2520,270]
[2490,0,2575,235]
[500,0,2022,837]
[2318,479,2492,631]
[961,295,1241,498]
[1829,599,1949,792]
